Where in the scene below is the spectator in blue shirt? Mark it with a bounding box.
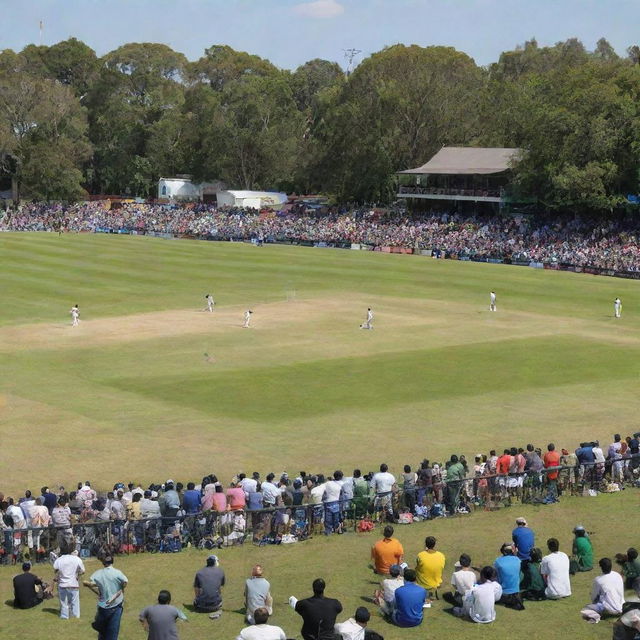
[182,483,201,515]
[494,543,525,610]
[512,517,535,561]
[393,569,427,627]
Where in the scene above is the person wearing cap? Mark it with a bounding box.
[571,525,594,573]
[371,525,404,575]
[13,562,47,609]
[494,543,524,610]
[335,606,377,640]
[244,565,273,624]
[236,607,286,640]
[194,555,225,618]
[445,554,476,607]
[512,517,535,561]
[83,555,128,640]
[374,563,404,615]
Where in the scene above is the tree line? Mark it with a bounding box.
[1,37,639,211]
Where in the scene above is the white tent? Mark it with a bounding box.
[216,190,288,209]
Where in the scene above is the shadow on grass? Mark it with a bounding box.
[360,596,375,603]
[4,599,14,607]
[41,607,59,616]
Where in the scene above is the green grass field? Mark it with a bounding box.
[1,232,639,639]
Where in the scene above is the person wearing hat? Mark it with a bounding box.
[244,565,273,624]
[493,543,524,610]
[571,525,594,573]
[194,555,225,619]
[512,517,535,561]
[83,555,128,640]
[444,554,477,607]
[13,562,47,609]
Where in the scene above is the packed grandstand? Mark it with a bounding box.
[2,203,640,275]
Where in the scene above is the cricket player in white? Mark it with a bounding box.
[360,308,373,329]
[614,297,621,318]
[70,304,80,326]
[243,310,253,328]
[205,294,215,312]
[489,291,497,312]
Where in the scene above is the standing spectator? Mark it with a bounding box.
[392,569,426,627]
[13,562,47,609]
[30,497,51,554]
[237,607,286,640]
[581,558,625,622]
[453,565,502,624]
[244,565,272,624]
[83,555,128,640]
[139,590,187,639]
[543,443,561,501]
[261,474,281,508]
[401,465,416,513]
[51,497,73,550]
[572,525,594,573]
[53,548,86,619]
[193,555,225,618]
[415,536,445,598]
[323,471,344,535]
[371,464,396,520]
[41,486,58,513]
[445,455,466,514]
[494,543,524,610]
[291,578,343,640]
[512,517,535,560]
[540,537,571,599]
[371,525,404,575]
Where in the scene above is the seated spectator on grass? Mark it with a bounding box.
[541,538,571,599]
[581,557,625,623]
[245,565,272,624]
[13,562,47,609]
[371,526,404,575]
[571,525,594,573]
[392,569,426,627]
[612,604,640,640]
[512,516,534,560]
[444,554,476,607]
[453,565,502,624]
[415,536,445,598]
[193,555,224,618]
[236,607,285,640]
[373,564,404,615]
[494,543,524,610]
[291,578,342,640]
[615,548,640,596]
[335,606,373,640]
[520,547,546,600]
[182,482,201,515]
[139,590,187,639]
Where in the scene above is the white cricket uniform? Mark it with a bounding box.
[206,295,214,312]
[489,293,496,311]
[361,309,373,329]
[243,311,252,328]
[614,298,621,318]
[70,307,79,326]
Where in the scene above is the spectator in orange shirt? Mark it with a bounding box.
[543,443,561,501]
[371,526,404,574]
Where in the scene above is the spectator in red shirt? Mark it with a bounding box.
[543,443,561,501]
[496,449,512,498]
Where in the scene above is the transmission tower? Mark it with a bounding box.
[343,48,362,75]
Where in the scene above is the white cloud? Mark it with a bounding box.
[293,0,345,19]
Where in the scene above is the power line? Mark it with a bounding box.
[342,48,361,75]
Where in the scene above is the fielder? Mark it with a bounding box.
[360,307,373,330]
[489,291,497,312]
[70,304,80,326]
[243,310,253,328]
[614,297,622,318]
[205,294,215,312]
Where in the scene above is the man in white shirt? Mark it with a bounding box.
[53,550,85,619]
[323,471,344,535]
[261,474,281,507]
[582,557,624,623]
[614,297,622,318]
[205,294,215,312]
[236,607,286,640]
[6,498,26,552]
[70,304,80,326]
[489,291,497,312]
[372,464,396,519]
[140,491,161,519]
[335,606,371,640]
[243,310,253,328]
[540,538,571,599]
[30,497,51,552]
[446,554,477,607]
[239,473,258,498]
[77,482,97,508]
[454,565,502,624]
[360,308,373,330]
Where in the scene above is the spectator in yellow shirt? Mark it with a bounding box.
[415,536,446,598]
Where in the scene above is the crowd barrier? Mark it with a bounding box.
[2,459,637,564]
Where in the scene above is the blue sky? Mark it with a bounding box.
[1,0,638,69]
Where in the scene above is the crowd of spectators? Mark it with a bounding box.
[3,203,640,273]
